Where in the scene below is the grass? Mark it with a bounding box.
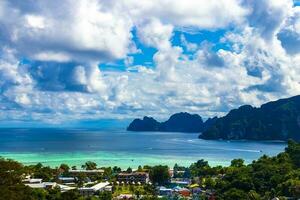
[113,185,147,197]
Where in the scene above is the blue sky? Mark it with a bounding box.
[0,0,300,126]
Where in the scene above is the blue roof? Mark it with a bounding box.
[58,177,75,180]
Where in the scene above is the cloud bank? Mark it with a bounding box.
[0,0,300,124]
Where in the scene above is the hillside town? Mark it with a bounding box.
[1,140,299,200]
[21,162,216,199]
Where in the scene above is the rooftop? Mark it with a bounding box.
[57,184,76,192]
[25,183,45,189]
[91,182,110,191]
[69,169,104,173]
[58,177,75,181]
[118,172,148,176]
[23,178,43,183]
[25,182,57,189]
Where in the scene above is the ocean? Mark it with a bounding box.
[0,128,286,169]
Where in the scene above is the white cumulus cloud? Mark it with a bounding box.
[0,0,300,123]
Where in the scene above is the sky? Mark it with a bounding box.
[0,0,300,126]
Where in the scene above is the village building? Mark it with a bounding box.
[78,182,110,196]
[25,182,57,189]
[117,172,149,184]
[69,169,104,175]
[58,177,76,184]
[158,186,173,196]
[22,178,43,184]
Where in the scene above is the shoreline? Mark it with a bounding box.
[0,152,231,169]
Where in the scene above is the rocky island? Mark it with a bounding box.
[128,95,300,141]
[200,95,300,141]
[127,112,217,133]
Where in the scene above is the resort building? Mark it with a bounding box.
[57,184,76,193]
[170,178,191,186]
[116,194,133,199]
[117,172,149,184]
[23,176,57,190]
[158,186,173,196]
[22,178,43,184]
[25,182,57,189]
[78,181,110,196]
[69,169,104,175]
[58,177,76,184]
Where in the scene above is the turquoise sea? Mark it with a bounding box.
[0,128,286,169]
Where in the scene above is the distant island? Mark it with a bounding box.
[128,95,300,141]
[201,95,300,141]
[127,112,217,133]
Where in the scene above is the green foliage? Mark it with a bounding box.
[181,141,300,199]
[76,172,87,187]
[0,185,36,200]
[279,178,300,198]
[102,167,112,179]
[0,159,51,200]
[149,165,170,185]
[33,165,56,181]
[112,166,121,173]
[190,159,220,177]
[204,177,216,189]
[98,191,112,200]
[0,158,23,185]
[247,190,262,200]
[59,163,70,172]
[143,184,156,194]
[82,161,97,170]
[60,190,82,200]
[286,139,300,167]
[137,165,143,172]
[230,158,244,167]
[200,141,300,199]
[126,167,132,173]
[222,188,248,200]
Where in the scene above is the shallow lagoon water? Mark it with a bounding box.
[0,128,286,169]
